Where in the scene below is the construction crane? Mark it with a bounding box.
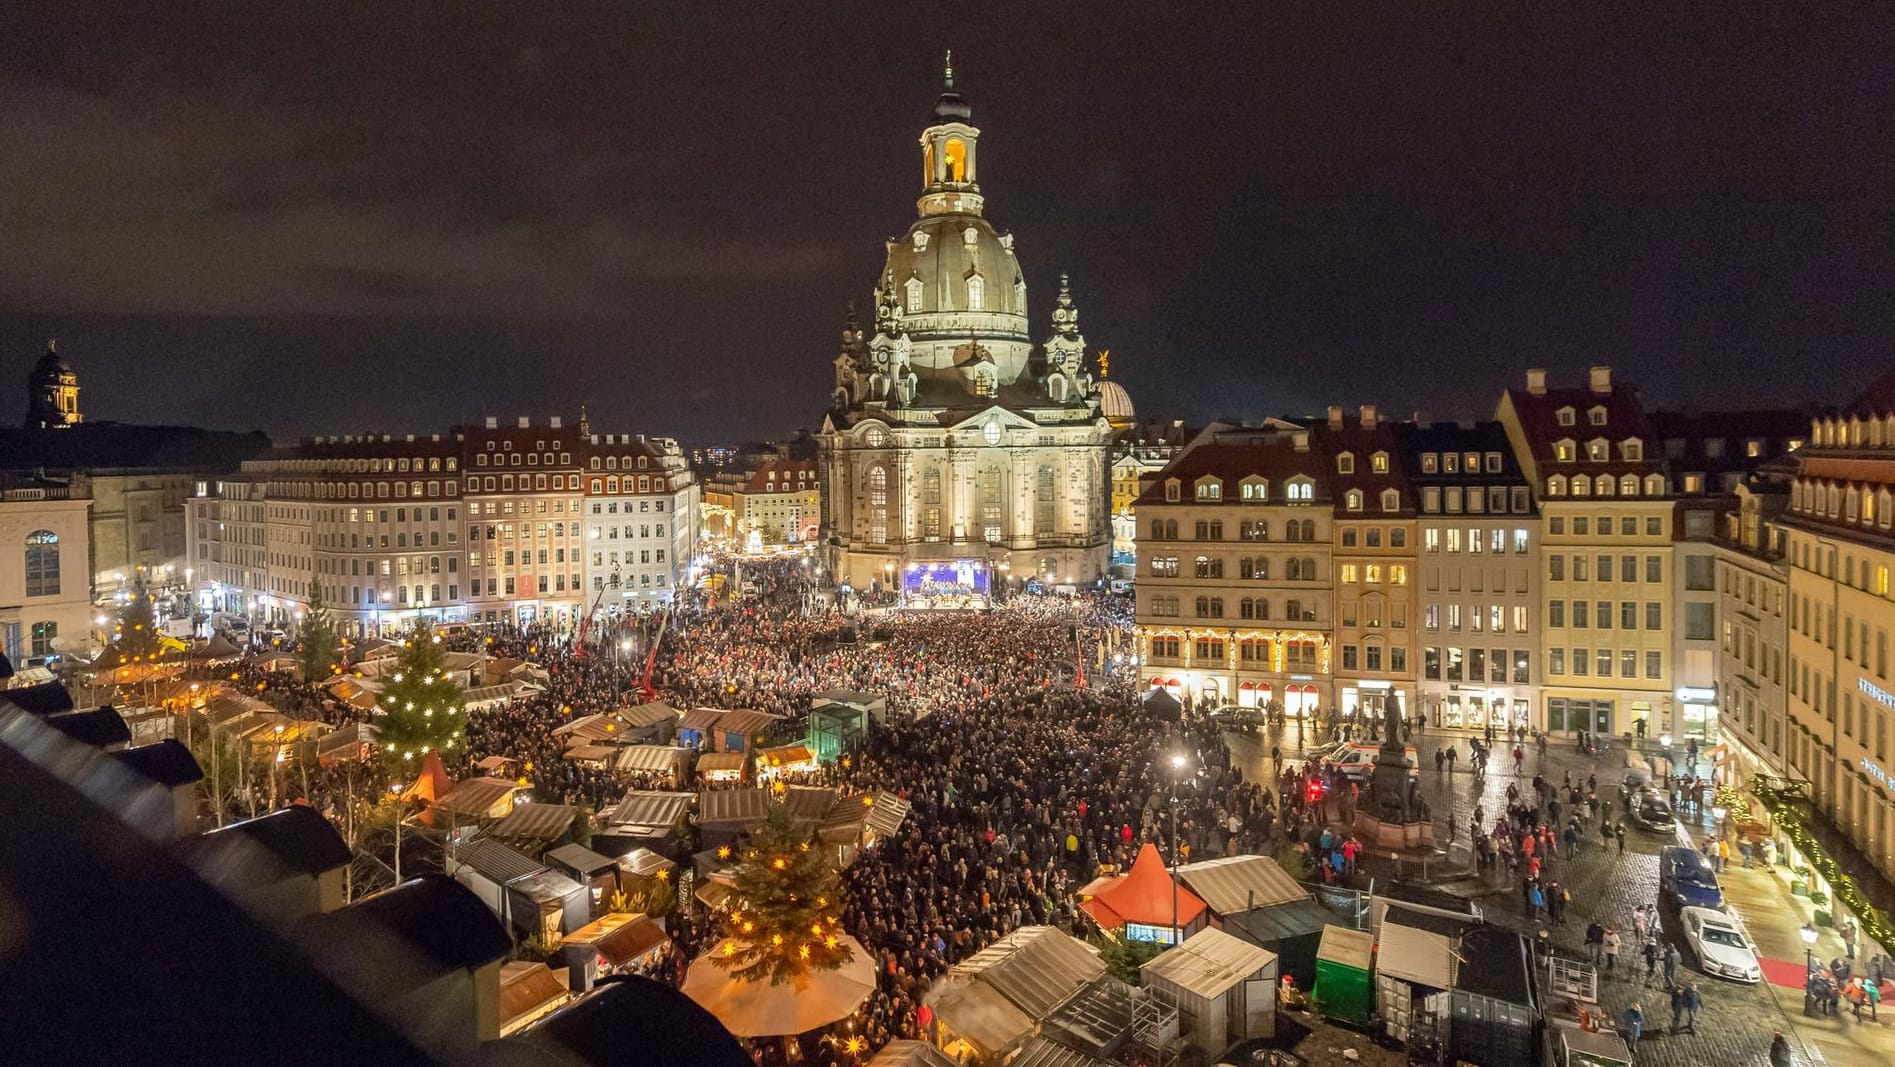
[634,601,674,702]
[573,572,619,658]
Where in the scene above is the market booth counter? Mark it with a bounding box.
[613,744,692,788]
[1140,926,1279,1058]
[694,750,748,785]
[1312,925,1373,1026]
[757,743,819,780]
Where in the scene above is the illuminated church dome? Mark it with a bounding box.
[1098,379,1136,429]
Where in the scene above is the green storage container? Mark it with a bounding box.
[1312,925,1374,1024]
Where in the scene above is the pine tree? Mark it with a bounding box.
[374,623,467,765]
[714,807,854,985]
[103,583,163,667]
[297,574,340,684]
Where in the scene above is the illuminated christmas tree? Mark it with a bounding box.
[374,624,466,765]
[296,574,340,684]
[715,807,854,985]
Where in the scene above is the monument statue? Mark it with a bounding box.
[1356,690,1435,849]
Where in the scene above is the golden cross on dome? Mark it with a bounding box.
[1098,349,1111,379]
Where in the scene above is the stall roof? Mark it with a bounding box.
[594,915,670,966]
[510,867,585,906]
[621,701,680,728]
[865,1039,959,1067]
[1013,1036,1103,1067]
[499,961,570,1033]
[487,802,578,848]
[759,744,815,767]
[782,786,838,825]
[473,755,514,773]
[1142,926,1278,1000]
[464,682,536,709]
[617,847,676,879]
[677,707,726,732]
[1223,899,1334,945]
[862,791,912,839]
[1316,925,1373,970]
[41,708,130,749]
[455,838,547,885]
[697,788,770,827]
[1175,854,1307,915]
[111,739,203,786]
[615,745,690,776]
[430,777,519,818]
[606,790,692,832]
[315,721,378,761]
[1077,843,1206,929]
[931,976,1034,1056]
[1373,920,1454,990]
[694,752,747,773]
[714,709,781,738]
[953,926,1105,1020]
[544,843,619,878]
[184,805,352,875]
[562,743,620,762]
[1455,925,1535,1006]
[821,795,876,841]
[1041,976,1136,1059]
[553,712,625,741]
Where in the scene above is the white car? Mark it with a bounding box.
[1680,906,1761,983]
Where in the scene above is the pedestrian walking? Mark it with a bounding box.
[1624,1003,1643,1055]
[1682,980,1702,1032]
[1586,921,1606,964]
[1616,821,1627,853]
[1663,941,1680,988]
[1604,926,1622,971]
[1643,936,1660,983]
[1868,973,1882,1020]
[1771,1031,1792,1067]
[1670,983,1687,1033]
[1446,745,1458,774]
[1435,747,1445,774]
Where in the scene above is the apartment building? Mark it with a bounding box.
[1713,473,1794,785]
[581,432,699,611]
[1779,387,1895,881]
[1313,406,1419,720]
[0,476,92,667]
[1400,420,1540,731]
[1498,367,1675,737]
[1134,424,1332,715]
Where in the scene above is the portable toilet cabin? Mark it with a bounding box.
[1312,924,1374,1025]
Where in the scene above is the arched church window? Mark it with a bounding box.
[867,467,888,544]
[944,137,967,182]
[965,273,984,310]
[905,277,924,313]
[24,530,59,597]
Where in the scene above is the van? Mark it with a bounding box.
[1326,741,1420,781]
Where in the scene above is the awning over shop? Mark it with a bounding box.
[498,961,570,1037]
[677,706,726,732]
[1317,925,1373,970]
[464,681,537,710]
[1140,926,1277,1001]
[554,712,629,742]
[758,744,815,769]
[714,709,781,739]
[694,752,747,776]
[1175,854,1307,915]
[782,786,838,827]
[565,912,671,968]
[862,791,912,840]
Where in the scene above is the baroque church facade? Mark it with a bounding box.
[819,64,1113,595]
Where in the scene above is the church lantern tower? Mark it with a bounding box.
[26,340,81,429]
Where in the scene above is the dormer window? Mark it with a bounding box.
[1240,478,1269,501]
[1586,439,1609,462]
[1286,478,1313,502]
[1337,452,1355,474]
[1556,407,1576,427]
[1195,479,1222,501]
[905,276,925,313]
[1165,479,1181,503]
[965,272,984,310]
[1483,452,1502,472]
[1588,406,1608,426]
[912,230,929,252]
[1345,489,1364,511]
[1380,489,1400,512]
[1553,439,1576,463]
[1442,453,1460,473]
[1622,439,1643,462]
[1371,451,1389,473]
[1420,453,1438,473]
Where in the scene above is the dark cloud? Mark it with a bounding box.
[2,4,1893,442]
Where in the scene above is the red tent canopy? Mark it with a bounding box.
[1078,842,1206,929]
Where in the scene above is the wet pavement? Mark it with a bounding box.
[1220,724,1893,1067]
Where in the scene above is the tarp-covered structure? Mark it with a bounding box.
[1076,843,1206,943]
[928,926,1121,1065]
[1141,926,1278,1054]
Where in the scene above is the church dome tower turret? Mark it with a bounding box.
[26,340,81,429]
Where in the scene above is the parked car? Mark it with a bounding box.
[1628,789,1679,833]
[1207,705,1265,732]
[1659,847,1724,910]
[1679,906,1761,983]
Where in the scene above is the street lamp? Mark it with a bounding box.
[1660,733,1674,778]
[1168,751,1191,948]
[1802,923,1819,1012]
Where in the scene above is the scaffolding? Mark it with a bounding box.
[1122,986,1181,1067]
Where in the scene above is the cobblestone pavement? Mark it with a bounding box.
[1224,726,1831,1067]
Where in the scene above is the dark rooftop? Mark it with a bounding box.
[493,974,749,1067]
[40,707,131,748]
[0,422,272,472]
[187,804,353,875]
[0,680,76,716]
[300,874,512,977]
[110,738,204,786]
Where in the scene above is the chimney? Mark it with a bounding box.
[550,415,562,429]
[484,416,498,429]
[517,416,530,429]
[1526,369,1548,395]
[1326,405,1344,429]
[1359,405,1377,429]
[1589,366,1612,395]
[1293,431,1310,452]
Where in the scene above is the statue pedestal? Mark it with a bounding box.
[1354,812,1435,851]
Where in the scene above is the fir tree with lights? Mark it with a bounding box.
[296,574,340,684]
[374,624,466,766]
[715,807,854,985]
[103,582,164,667]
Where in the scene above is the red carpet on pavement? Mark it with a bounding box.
[1760,956,1810,990]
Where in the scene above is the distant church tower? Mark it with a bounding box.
[26,340,82,429]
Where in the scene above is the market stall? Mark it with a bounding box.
[1140,926,1278,1054]
[696,788,770,847]
[614,744,692,786]
[695,751,748,784]
[756,744,818,780]
[562,912,672,992]
[1312,925,1373,1025]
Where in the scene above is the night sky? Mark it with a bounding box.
[4,5,1893,444]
